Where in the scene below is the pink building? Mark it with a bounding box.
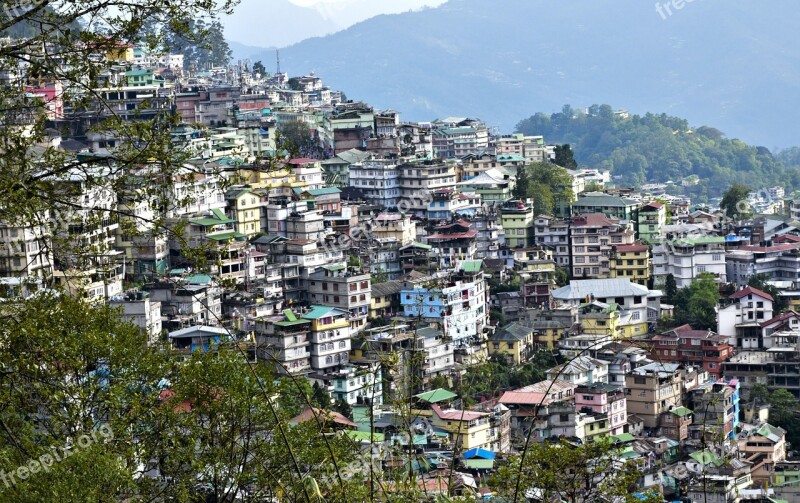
[25,82,64,119]
[574,382,627,436]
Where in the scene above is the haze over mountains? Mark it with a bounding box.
[241,0,800,148]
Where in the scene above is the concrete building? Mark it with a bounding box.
[652,236,727,288]
[609,244,651,286]
[303,305,351,370]
[570,213,635,279]
[307,264,371,334]
[718,286,774,348]
[349,159,401,208]
[499,199,535,249]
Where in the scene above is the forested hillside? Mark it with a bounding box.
[516,105,800,200]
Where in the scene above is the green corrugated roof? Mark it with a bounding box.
[186,274,212,285]
[463,459,494,470]
[671,406,693,417]
[611,433,635,443]
[206,231,247,241]
[302,305,347,320]
[322,264,347,272]
[211,208,228,220]
[189,217,231,226]
[415,389,457,403]
[689,450,722,467]
[284,309,298,322]
[346,430,385,442]
[460,259,483,273]
[274,319,310,327]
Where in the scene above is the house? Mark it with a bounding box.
[253,311,311,375]
[652,236,727,288]
[574,382,627,436]
[739,423,787,483]
[308,264,371,334]
[488,322,535,365]
[647,324,734,379]
[572,192,640,222]
[637,201,667,243]
[546,355,609,385]
[499,199,535,249]
[625,362,684,429]
[570,213,635,279]
[168,325,230,353]
[552,278,651,339]
[302,305,351,371]
[659,406,693,442]
[609,244,651,286]
[717,286,774,348]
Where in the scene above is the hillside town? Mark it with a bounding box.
[5,38,800,503]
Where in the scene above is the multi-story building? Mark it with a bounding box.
[534,215,570,267]
[739,423,787,483]
[637,201,667,243]
[426,189,482,221]
[330,364,383,406]
[432,118,489,159]
[254,312,311,375]
[625,362,684,429]
[0,218,53,279]
[718,286,774,348]
[109,289,163,344]
[400,260,489,352]
[398,161,457,216]
[552,278,652,339]
[574,382,627,436]
[652,236,727,288]
[499,199,535,249]
[572,192,640,223]
[307,264,371,334]
[609,244,651,286]
[546,355,609,385]
[726,242,800,287]
[349,159,401,208]
[303,305,351,370]
[456,168,515,205]
[144,275,223,331]
[570,213,635,279]
[488,322,535,365]
[426,220,478,268]
[288,158,325,190]
[368,213,417,245]
[225,187,263,238]
[648,324,734,379]
[494,133,547,163]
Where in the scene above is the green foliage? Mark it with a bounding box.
[720,183,752,219]
[672,273,720,329]
[748,384,800,447]
[453,352,558,405]
[663,273,678,305]
[516,105,796,198]
[252,60,266,76]
[491,439,659,502]
[554,144,578,169]
[277,121,320,158]
[747,273,788,314]
[515,162,575,216]
[164,18,233,69]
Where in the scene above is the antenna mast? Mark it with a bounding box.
[276,49,281,74]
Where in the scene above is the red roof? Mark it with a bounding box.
[290,407,357,429]
[498,391,548,406]
[729,286,774,302]
[615,244,649,253]
[427,229,478,240]
[738,244,798,253]
[436,219,472,229]
[571,213,619,227]
[288,157,319,165]
[431,404,487,421]
[773,234,800,244]
[642,201,664,209]
[760,310,800,328]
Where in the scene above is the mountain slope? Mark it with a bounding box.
[254,0,800,147]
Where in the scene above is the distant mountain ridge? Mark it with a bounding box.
[246,0,800,147]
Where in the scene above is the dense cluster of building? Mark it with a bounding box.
[5,40,800,501]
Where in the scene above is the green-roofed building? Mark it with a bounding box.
[414,388,457,404]
[254,313,312,375]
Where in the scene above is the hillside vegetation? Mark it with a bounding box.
[516,105,799,200]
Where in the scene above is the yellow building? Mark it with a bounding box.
[106,43,135,62]
[579,302,622,339]
[429,404,493,450]
[609,244,651,286]
[235,165,299,198]
[488,322,535,365]
[225,187,262,238]
[581,414,610,442]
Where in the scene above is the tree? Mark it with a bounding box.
[673,273,720,329]
[278,120,318,157]
[720,183,752,219]
[664,273,678,305]
[252,60,266,76]
[747,273,788,314]
[512,165,530,200]
[491,439,660,503]
[554,144,578,169]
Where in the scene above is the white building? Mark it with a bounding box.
[718,286,774,348]
[109,290,163,344]
[349,159,401,208]
[331,364,383,406]
[652,236,727,288]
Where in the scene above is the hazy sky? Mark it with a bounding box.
[224,0,446,48]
